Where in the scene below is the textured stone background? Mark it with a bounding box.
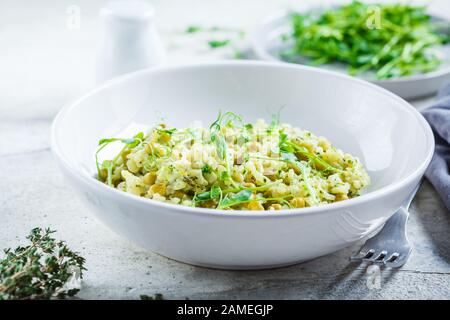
[0,0,449,299]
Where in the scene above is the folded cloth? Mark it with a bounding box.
[422,82,450,211]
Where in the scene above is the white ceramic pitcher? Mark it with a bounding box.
[95,0,165,84]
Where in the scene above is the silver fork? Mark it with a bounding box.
[350,182,422,268]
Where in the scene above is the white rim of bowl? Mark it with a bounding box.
[250,9,450,84]
[51,60,435,218]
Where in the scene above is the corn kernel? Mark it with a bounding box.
[247,200,264,211]
[290,197,305,208]
[149,183,166,196]
[143,172,157,185]
[335,193,348,201]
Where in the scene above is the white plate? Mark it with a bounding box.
[251,9,450,99]
[51,61,433,269]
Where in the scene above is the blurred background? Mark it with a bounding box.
[2,0,450,122]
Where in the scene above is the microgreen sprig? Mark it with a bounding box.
[95,132,144,184]
[278,131,342,174]
[209,111,243,186]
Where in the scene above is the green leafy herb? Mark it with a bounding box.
[209,111,242,187]
[284,1,449,79]
[210,185,222,200]
[278,130,341,173]
[186,25,202,33]
[281,153,319,205]
[210,133,227,160]
[156,128,177,135]
[96,132,144,183]
[208,39,231,49]
[210,111,242,131]
[0,228,86,300]
[185,25,244,35]
[195,185,223,203]
[194,182,281,207]
[98,132,144,148]
[217,190,294,210]
[201,164,212,174]
[267,108,283,135]
[218,189,253,209]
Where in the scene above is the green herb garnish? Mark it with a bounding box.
[95,132,144,184]
[284,1,449,79]
[195,185,223,203]
[278,130,341,173]
[0,228,86,300]
[218,189,253,209]
[267,108,283,135]
[208,39,231,49]
[201,164,212,174]
[156,128,177,135]
[209,111,242,186]
[186,25,202,33]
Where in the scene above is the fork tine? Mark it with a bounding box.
[384,249,412,268]
[361,249,382,262]
[371,250,388,262]
[385,252,400,263]
[349,183,419,269]
[350,248,375,261]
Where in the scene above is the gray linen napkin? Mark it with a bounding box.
[422,82,450,210]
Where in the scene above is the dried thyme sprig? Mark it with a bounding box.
[0,228,86,300]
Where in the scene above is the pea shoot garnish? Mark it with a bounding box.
[283,1,449,79]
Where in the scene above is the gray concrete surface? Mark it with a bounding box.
[1,0,449,299]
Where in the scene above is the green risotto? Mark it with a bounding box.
[96,112,370,210]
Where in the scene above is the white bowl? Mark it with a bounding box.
[51,61,434,270]
[251,10,450,100]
